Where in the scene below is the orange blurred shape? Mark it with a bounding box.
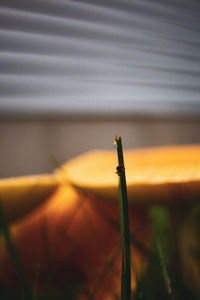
[0,184,149,299]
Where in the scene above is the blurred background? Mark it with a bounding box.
[0,0,200,178]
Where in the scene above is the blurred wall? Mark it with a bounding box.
[1,0,200,118]
[1,120,200,178]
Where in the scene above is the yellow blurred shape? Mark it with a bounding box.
[60,145,200,205]
[0,174,59,223]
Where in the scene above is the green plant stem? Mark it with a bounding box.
[151,208,172,299]
[115,136,131,300]
[0,205,33,300]
[155,239,172,298]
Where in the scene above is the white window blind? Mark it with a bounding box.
[0,0,200,118]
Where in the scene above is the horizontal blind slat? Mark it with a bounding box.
[0,0,200,118]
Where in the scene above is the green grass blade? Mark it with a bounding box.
[151,208,173,299]
[0,204,33,300]
[115,136,131,300]
[33,263,40,300]
[121,254,126,300]
[155,239,172,297]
